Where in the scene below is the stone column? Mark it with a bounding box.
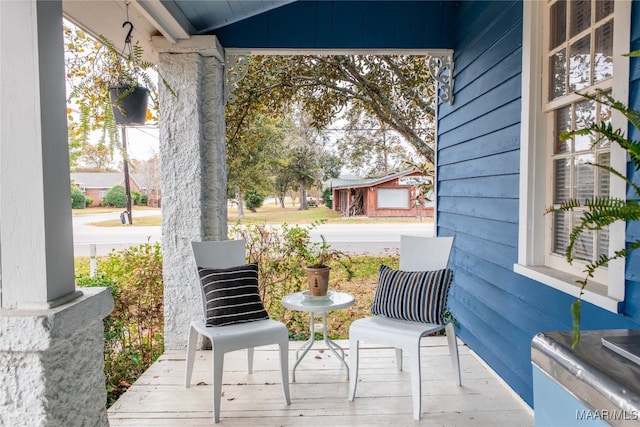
[0,1,113,425]
[0,289,113,427]
[154,36,228,349]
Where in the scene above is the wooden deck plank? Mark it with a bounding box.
[108,338,533,426]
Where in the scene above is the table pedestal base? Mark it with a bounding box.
[291,311,349,382]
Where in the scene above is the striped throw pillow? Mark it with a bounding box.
[371,265,454,325]
[197,263,269,327]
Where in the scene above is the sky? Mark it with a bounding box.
[124,126,159,161]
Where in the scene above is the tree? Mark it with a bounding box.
[277,110,342,210]
[227,55,436,165]
[72,140,117,171]
[132,155,161,207]
[335,111,416,177]
[226,102,286,218]
[272,158,295,208]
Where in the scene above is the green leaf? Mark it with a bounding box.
[571,299,581,349]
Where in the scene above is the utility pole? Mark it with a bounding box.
[121,125,133,225]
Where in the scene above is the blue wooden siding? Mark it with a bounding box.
[438,0,640,407]
[211,0,456,49]
[625,1,640,322]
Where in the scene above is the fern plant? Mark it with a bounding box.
[546,88,640,348]
[64,24,175,155]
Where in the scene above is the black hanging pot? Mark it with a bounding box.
[110,86,149,125]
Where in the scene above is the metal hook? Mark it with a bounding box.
[122,21,133,44]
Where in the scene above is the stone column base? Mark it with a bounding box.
[0,287,114,427]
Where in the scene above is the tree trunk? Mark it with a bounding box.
[299,180,308,210]
[236,187,244,218]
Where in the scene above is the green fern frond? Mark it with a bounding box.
[583,196,627,209]
[558,84,640,348]
[132,43,144,64]
[546,198,582,214]
[582,89,640,138]
[570,299,581,349]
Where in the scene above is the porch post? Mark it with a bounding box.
[0,1,112,425]
[154,36,228,349]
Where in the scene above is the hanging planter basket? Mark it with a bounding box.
[110,86,149,125]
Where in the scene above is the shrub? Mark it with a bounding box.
[103,185,126,208]
[131,190,148,206]
[244,189,265,212]
[85,195,94,207]
[76,241,163,407]
[71,186,86,209]
[230,221,351,339]
[322,188,332,208]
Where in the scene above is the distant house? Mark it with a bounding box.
[70,172,147,207]
[330,170,433,218]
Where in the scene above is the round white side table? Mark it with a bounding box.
[281,290,355,382]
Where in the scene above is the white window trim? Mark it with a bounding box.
[515,0,631,313]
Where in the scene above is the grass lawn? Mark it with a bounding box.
[80,202,431,227]
[72,206,159,215]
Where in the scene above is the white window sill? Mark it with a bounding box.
[513,264,623,314]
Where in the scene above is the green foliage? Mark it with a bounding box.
[104,185,126,208]
[546,87,640,348]
[85,195,94,207]
[71,186,86,209]
[228,55,436,164]
[230,222,311,335]
[244,189,266,212]
[76,241,163,407]
[230,222,352,339]
[304,234,354,281]
[322,188,332,208]
[131,190,148,206]
[226,110,285,215]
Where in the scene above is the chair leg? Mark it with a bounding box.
[395,348,403,371]
[445,322,462,386]
[409,343,422,421]
[212,350,225,423]
[279,340,291,405]
[247,347,254,374]
[348,335,359,401]
[185,325,198,388]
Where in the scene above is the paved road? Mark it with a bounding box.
[72,211,434,256]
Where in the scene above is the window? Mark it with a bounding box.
[377,188,410,209]
[99,190,107,200]
[516,0,630,312]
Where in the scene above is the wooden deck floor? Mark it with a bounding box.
[108,337,533,426]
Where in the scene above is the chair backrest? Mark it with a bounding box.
[191,240,247,315]
[399,235,453,271]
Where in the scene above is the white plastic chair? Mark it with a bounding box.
[185,240,291,423]
[348,235,461,421]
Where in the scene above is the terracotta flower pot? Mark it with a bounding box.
[305,266,331,296]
